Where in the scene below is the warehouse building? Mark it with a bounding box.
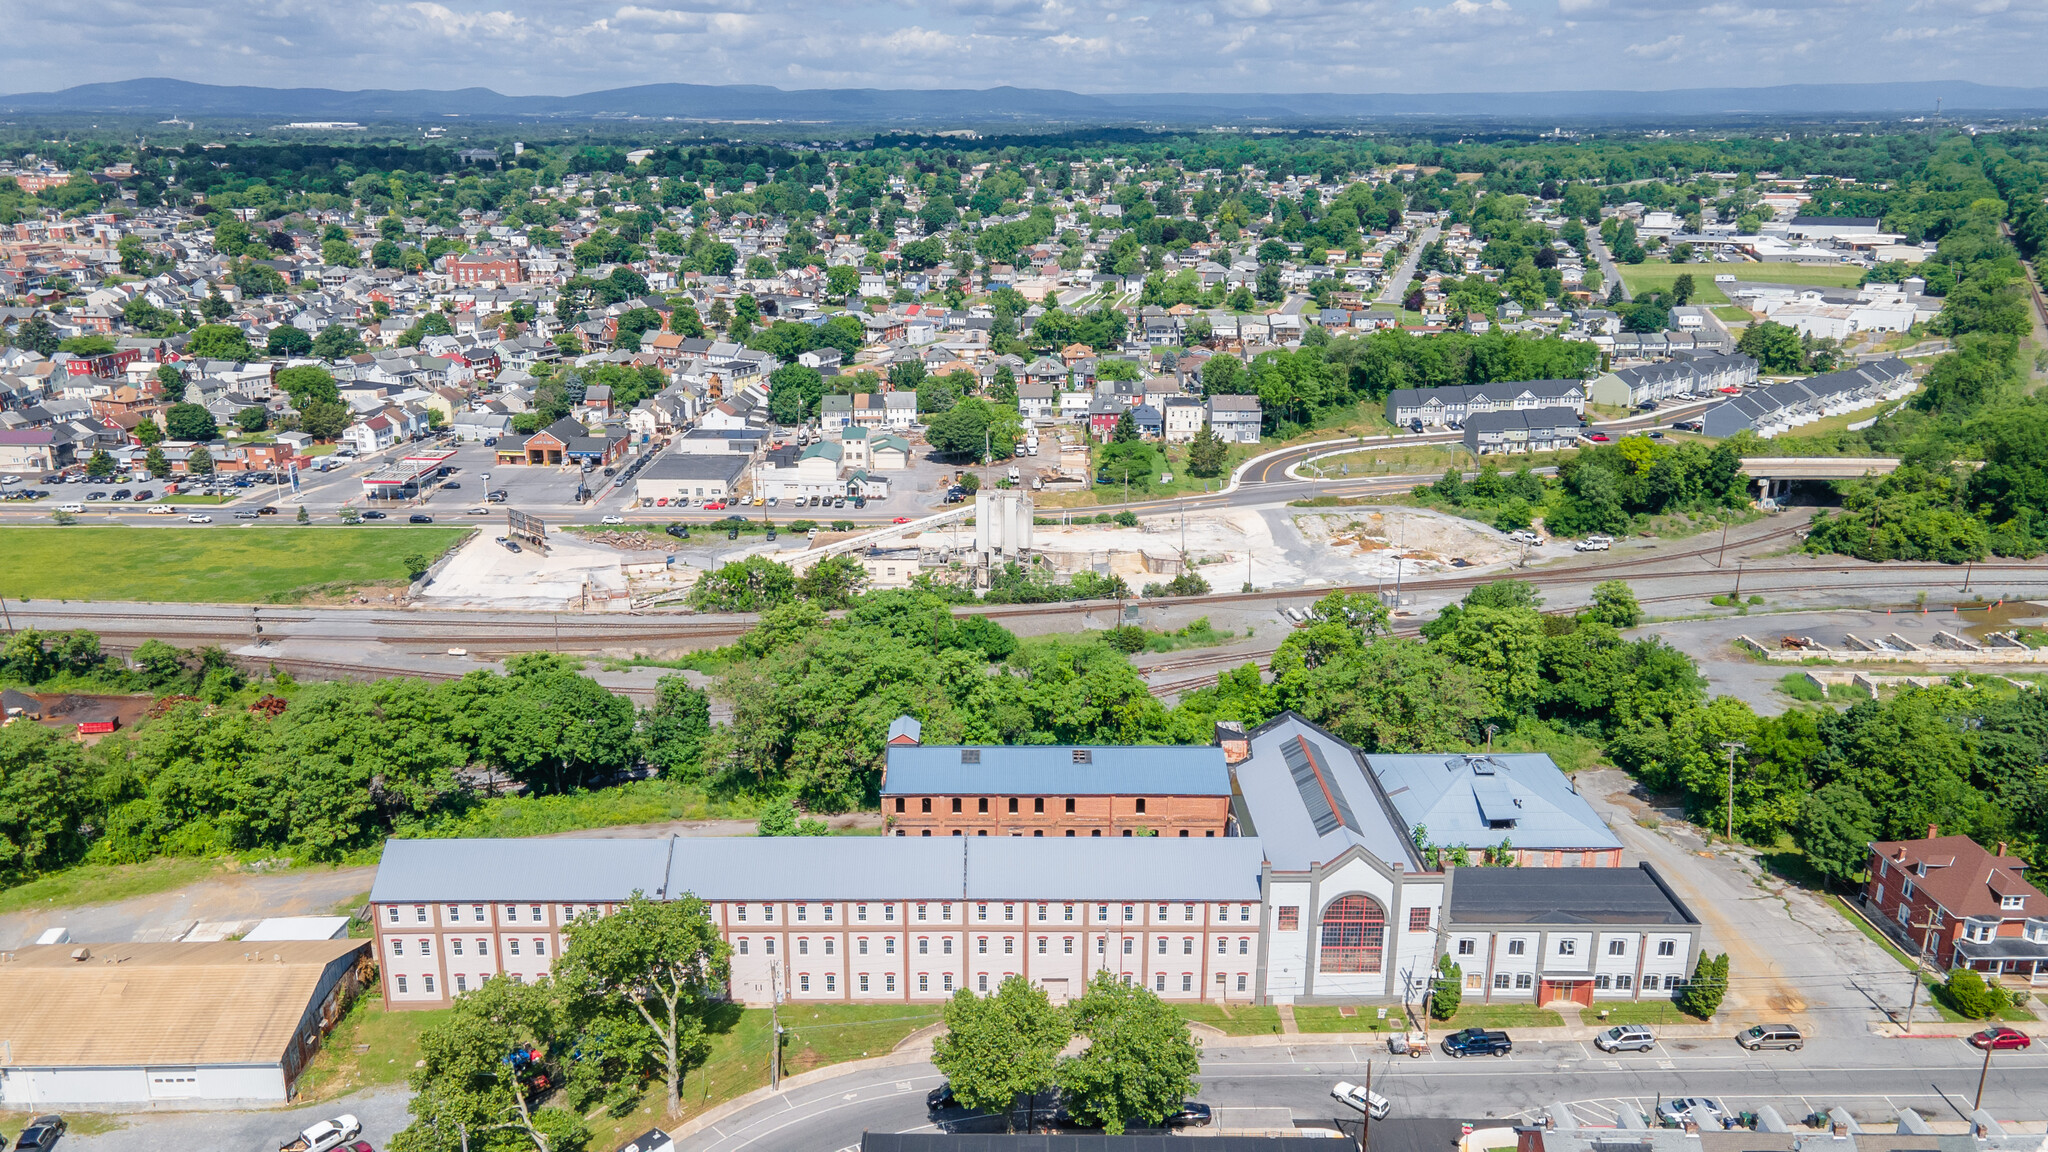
[368,714,1699,1011]
[0,939,370,1109]
[633,451,748,505]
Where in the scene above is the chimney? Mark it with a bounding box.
[1214,721,1250,765]
[1926,824,1938,840]
[1996,842,2008,858]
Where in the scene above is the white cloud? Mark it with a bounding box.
[1624,32,1685,56]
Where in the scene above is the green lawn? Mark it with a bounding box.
[162,494,236,505]
[294,990,446,1102]
[1619,260,1864,304]
[1174,1004,1285,1035]
[1294,1005,1403,1033]
[1591,1000,1703,1026]
[1443,1004,1566,1029]
[0,525,470,602]
[1713,305,1754,323]
[0,857,221,917]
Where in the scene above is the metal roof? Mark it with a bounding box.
[368,837,672,904]
[1232,714,1417,873]
[881,744,1230,797]
[1368,752,1624,853]
[667,838,968,901]
[1447,863,1696,926]
[962,837,1266,902]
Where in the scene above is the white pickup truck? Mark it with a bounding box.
[279,1114,361,1152]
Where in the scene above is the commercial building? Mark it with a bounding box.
[881,737,1233,838]
[633,452,747,505]
[1864,832,2048,984]
[0,939,370,1109]
[366,714,1699,1011]
[1367,753,1625,867]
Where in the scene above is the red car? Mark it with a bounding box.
[892,516,910,524]
[703,501,726,510]
[1968,1026,2031,1051]
[1585,433,1612,442]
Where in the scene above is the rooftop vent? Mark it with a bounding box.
[1072,749,1091,765]
[961,749,980,764]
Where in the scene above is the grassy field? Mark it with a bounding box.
[1294,1005,1403,1033]
[1174,1004,1285,1035]
[1713,305,1755,323]
[1592,1000,1703,1026]
[0,857,221,917]
[294,990,446,1102]
[1619,260,1864,304]
[1443,1004,1566,1029]
[0,525,470,602]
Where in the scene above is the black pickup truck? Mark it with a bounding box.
[1440,1027,1513,1057]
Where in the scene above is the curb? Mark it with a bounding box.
[668,1046,940,1145]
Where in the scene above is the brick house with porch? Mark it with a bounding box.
[1864,831,2048,985]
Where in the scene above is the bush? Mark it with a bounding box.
[1940,967,2009,1019]
[1113,510,1139,528]
[1103,625,1148,653]
[789,520,818,533]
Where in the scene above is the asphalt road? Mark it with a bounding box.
[1377,223,1442,307]
[683,1037,2045,1152]
[1588,235,1629,303]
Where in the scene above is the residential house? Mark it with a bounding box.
[1461,407,1583,455]
[1385,379,1587,429]
[1206,395,1262,444]
[1865,831,2048,985]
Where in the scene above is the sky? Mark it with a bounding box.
[2,0,2045,96]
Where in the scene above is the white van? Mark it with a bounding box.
[56,502,86,514]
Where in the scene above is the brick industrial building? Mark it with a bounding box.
[369,715,1697,1011]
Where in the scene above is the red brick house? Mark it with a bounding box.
[1864,830,2048,984]
[446,254,522,286]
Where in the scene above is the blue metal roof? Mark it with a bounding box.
[1368,753,1623,853]
[881,744,1230,797]
[368,837,671,904]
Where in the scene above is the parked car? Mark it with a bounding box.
[1167,1103,1214,1128]
[1574,539,1610,552]
[618,1129,675,1152]
[926,1081,957,1111]
[704,501,727,510]
[1655,1098,1726,1126]
[1331,1081,1392,1120]
[1440,1028,1512,1057]
[11,1115,65,1150]
[1968,1026,2031,1051]
[186,513,213,523]
[1584,432,1612,443]
[111,488,131,500]
[1736,1023,1803,1051]
[1594,1025,1656,1053]
[1508,529,1540,544]
[279,1114,362,1152]
[600,515,625,525]
[409,513,434,524]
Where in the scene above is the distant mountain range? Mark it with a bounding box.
[3,77,2045,124]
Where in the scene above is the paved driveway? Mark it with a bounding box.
[56,1086,410,1152]
[1578,769,1908,1035]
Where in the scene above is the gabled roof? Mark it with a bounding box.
[882,743,1229,797]
[1233,713,1418,873]
[1872,834,2041,920]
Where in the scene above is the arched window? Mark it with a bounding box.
[1318,895,1386,974]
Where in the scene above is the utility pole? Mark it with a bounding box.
[1719,742,1747,842]
[1360,1060,1373,1152]
[1716,520,1730,568]
[1975,1027,1996,1110]
[1484,723,1498,754]
[1900,911,1941,1033]
[1732,559,1744,602]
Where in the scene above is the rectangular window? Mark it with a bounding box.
[1276,907,1300,931]
[531,906,541,922]
[800,974,810,992]
[1123,938,1134,955]
[1038,937,1047,954]
[1664,974,1681,990]
[1457,939,1475,956]
[824,906,834,921]
[1657,940,1676,957]
[858,939,868,955]
[1124,904,1135,922]
[978,973,988,992]
[1004,904,1015,922]
[1595,974,1611,990]
[1034,798,1045,813]
[887,974,896,992]
[1408,908,1431,932]
[420,939,432,956]
[424,975,436,994]
[1240,938,1250,955]
[1072,750,1091,764]
[1515,973,1533,989]
[763,905,774,920]
[1607,939,1626,956]
[1506,939,1526,956]
[799,940,809,955]
[387,907,399,923]
[1241,905,1253,922]
[944,973,954,991]
[920,974,929,992]
[1182,974,1192,991]
[860,974,869,992]
[415,905,427,923]
[798,905,808,922]
[1236,974,1247,992]
[1154,973,1165,991]
[978,937,987,954]
[738,906,747,922]
[1183,937,1194,955]
[455,974,468,993]
[1494,973,1511,989]
[886,905,896,921]
[943,904,953,921]
[738,939,748,955]
[824,939,834,956]
[1064,904,1075,922]
[392,939,405,956]
[535,939,546,956]
[1558,939,1576,956]
[397,975,409,994]
[1004,937,1014,955]
[917,903,927,921]
[506,905,518,922]
[510,939,521,956]
[858,904,868,921]
[1185,904,1197,922]
[886,938,896,955]
[1156,937,1167,955]
[1037,904,1047,922]
[1217,937,1228,954]
[1097,937,1106,954]
[1064,937,1074,954]
[477,939,488,956]
[1617,974,1633,990]
[473,905,484,921]
[944,938,953,955]
[448,905,461,921]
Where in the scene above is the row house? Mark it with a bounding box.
[1700,358,1915,439]
[1462,407,1584,455]
[1588,353,1757,409]
[1385,378,1587,430]
[369,713,1701,1011]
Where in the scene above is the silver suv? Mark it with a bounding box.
[1594,1024,1656,1052]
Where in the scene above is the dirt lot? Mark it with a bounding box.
[0,864,374,950]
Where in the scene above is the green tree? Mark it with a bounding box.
[9,316,60,356]
[1055,971,1200,1134]
[554,893,728,1115]
[1736,321,1805,374]
[1675,952,1729,1019]
[144,445,170,479]
[300,399,351,442]
[1432,604,1546,715]
[795,555,870,609]
[235,406,269,434]
[754,797,828,837]
[1186,424,1227,478]
[165,403,219,442]
[688,556,797,612]
[1796,781,1881,885]
[392,975,588,1152]
[1112,409,1139,443]
[1671,272,1696,306]
[1430,953,1463,1020]
[312,325,367,360]
[642,675,710,779]
[934,976,1074,1131]
[267,326,313,357]
[187,324,256,361]
[153,363,187,402]
[1586,580,1641,629]
[59,335,116,356]
[85,449,115,479]
[187,444,214,475]
[274,365,341,407]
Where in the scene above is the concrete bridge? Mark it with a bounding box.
[1741,456,1900,501]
